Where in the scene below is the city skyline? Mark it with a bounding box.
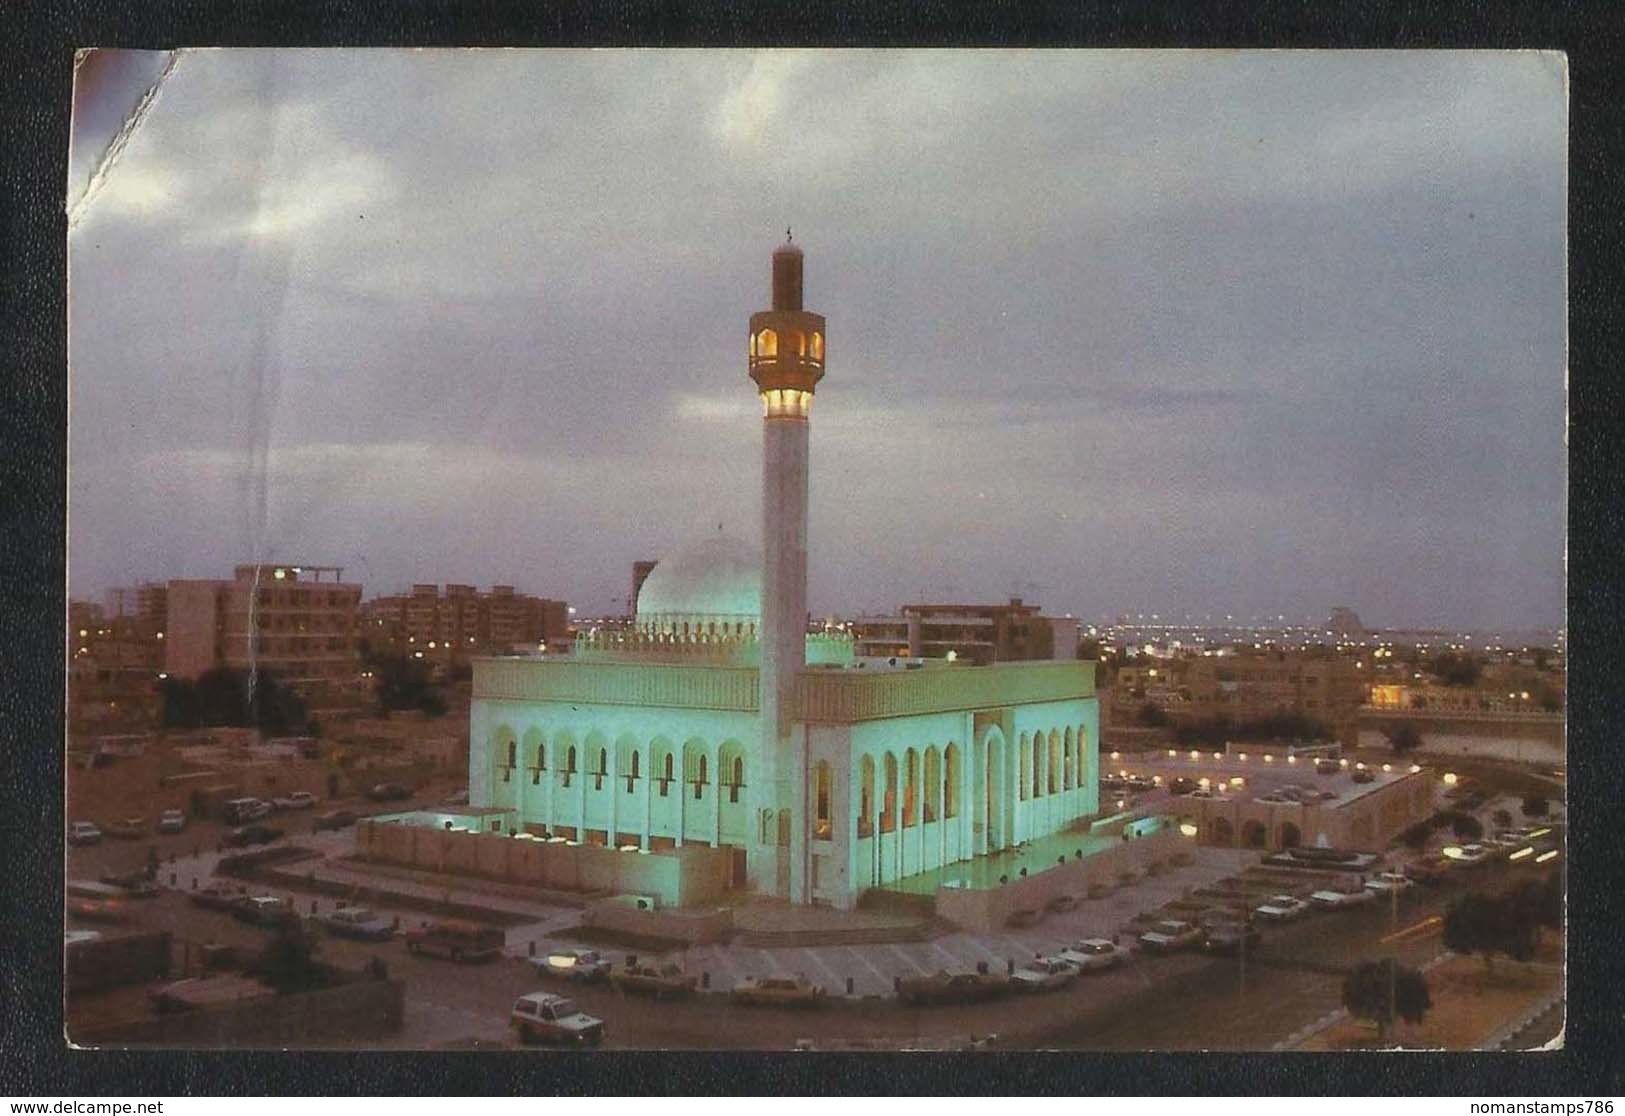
[68,50,1566,630]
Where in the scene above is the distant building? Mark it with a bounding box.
[1326,606,1367,639]
[848,598,1076,665]
[69,598,162,729]
[1113,648,1364,746]
[164,564,362,693]
[360,583,569,663]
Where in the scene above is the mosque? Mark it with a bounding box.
[464,240,1101,910]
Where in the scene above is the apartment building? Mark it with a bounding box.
[360,583,570,663]
[848,598,1078,665]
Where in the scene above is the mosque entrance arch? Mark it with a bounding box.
[981,726,1007,853]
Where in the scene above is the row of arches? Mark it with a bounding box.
[750,328,824,362]
[494,728,749,804]
[1014,726,1086,801]
[1204,816,1305,849]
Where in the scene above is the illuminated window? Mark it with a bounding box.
[810,332,823,361]
[748,331,756,358]
[757,329,778,358]
[788,329,805,358]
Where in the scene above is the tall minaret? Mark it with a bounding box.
[748,233,825,901]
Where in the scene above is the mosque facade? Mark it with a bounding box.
[467,241,1100,909]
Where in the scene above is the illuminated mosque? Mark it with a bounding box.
[465,240,1100,909]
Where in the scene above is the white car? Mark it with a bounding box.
[1363,872,1414,894]
[68,821,102,846]
[1253,895,1311,921]
[1056,938,1126,972]
[1446,843,1494,867]
[1011,955,1080,992]
[510,992,604,1046]
[1309,887,1378,910]
[157,809,187,834]
[529,949,611,983]
[1138,919,1205,953]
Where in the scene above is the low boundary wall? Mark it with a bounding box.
[935,829,1185,935]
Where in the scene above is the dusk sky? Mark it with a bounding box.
[67,50,1566,629]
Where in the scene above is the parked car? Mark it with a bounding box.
[1202,921,1261,955]
[404,920,505,962]
[731,974,825,1007]
[103,816,146,840]
[530,949,611,984]
[1137,919,1204,953]
[1056,938,1127,973]
[1363,871,1414,895]
[190,880,250,911]
[1315,759,1341,775]
[510,992,604,1046]
[1350,767,1375,784]
[317,905,395,940]
[67,897,127,923]
[1405,855,1453,885]
[1309,886,1378,910]
[222,797,271,825]
[896,969,1011,1006]
[1011,955,1080,992]
[157,809,187,834]
[271,791,318,811]
[1253,895,1311,922]
[99,870,161,898]
[1126,775,1156,792]
[223,824,283,848]
[1168,777,1196,796]
[67,821,102,846]
[231,895,299,927]
[612,962,698,1000]
[367,782,412,802]
[1446,843,1494,867]
[313,809,359,832]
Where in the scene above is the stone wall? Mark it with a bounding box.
[934,829,1185,935]
[355,820,731,908]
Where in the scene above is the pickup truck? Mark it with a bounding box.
[510,992,604,1046]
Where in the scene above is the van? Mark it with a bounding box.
[403,920,504,963]
[222,797,270,825]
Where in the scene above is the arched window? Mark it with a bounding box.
[693,754,708,800]
[1033,733,1044,797]
[923,749,940,823]
[943,744,959,819]
[881,754,898,833]
[814,761,832,838]
[626,750,640,795]
[858,755,875,837]
[787,329,805,358]
[506,740,517,768]
[903,749,918,828]
[757,329,778,358]
[563,745,577,788]
[1018,734,1029,801]
[748,331,757,358]
[730,755,744,803]
[660,751,674,797]
[1048,730,1059,795]
[810,332,823,361]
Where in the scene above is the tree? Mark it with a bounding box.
[1384,722,1424,756]
[1342,959,1432,1044]
[1492,809,1513,830]
[1075,639,1102,661]
[1398,821,1432,850]
[250,920,328,994]
[1430,652,1481,687]
[1443,892,1538,974]
[1509,875,1562,936]
[1136,703,1170,728]
[160,667,308,735]
[1521,795,1550,818]
[1450,812,1484,841]
[368,653,449,719]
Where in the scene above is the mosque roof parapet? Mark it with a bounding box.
[473,656,1092,720]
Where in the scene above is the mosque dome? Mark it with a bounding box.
[635,533,762,634]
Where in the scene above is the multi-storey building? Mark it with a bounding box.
[164,564,362,693]
[1114,648,1364,745]
[360,583,570,664]
[848,598,1076,665]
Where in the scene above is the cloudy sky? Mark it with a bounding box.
[67,50,1566,628]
